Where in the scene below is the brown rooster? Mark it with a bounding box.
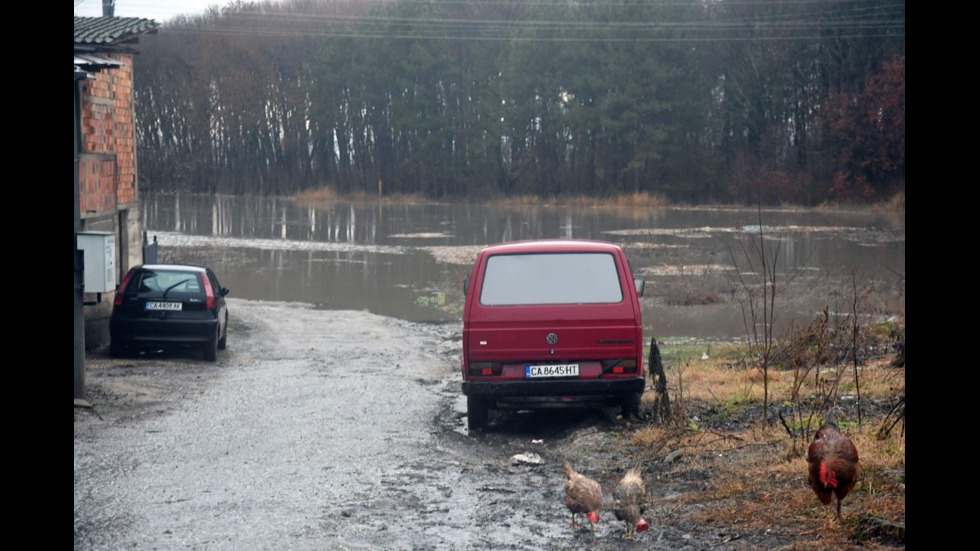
[562,461,602,532]
[807,417,859,523]
[612,467,649,540]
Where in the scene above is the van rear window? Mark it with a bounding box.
[480,253,623,305]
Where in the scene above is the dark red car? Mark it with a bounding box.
[110,264,230,361]
[461,240,646,430]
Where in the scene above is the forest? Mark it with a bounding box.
[134,0,905,203]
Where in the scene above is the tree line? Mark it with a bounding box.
[134,0,905,203]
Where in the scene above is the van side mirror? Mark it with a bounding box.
[463,278,470,295]
[634,278,645,297]
[220,287,230,297]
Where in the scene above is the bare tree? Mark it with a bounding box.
[729,201,781,424]
[132,0,904,202]
[877,395,905,440]
[778,308,844,449]
[850,273,864,432]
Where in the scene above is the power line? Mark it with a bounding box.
[187,0,903,8]
[157,4,905,36]
[154,0,904,34]
[157,12,905,42]
[207,8,905,29]
[166,24,903,42]
[129,0,903,43]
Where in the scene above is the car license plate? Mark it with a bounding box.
[525,364,579,378]
[145,301,183,311]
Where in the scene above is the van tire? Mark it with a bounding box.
[621,392,642,420]
[467,396,489,431]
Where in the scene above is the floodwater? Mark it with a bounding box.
[142,193,905,338]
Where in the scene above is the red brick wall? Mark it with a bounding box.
[79,53,137,215]
[78,157,116,213]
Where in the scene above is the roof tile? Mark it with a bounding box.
[74,16,159,45]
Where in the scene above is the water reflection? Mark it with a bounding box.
[143,193,905,337]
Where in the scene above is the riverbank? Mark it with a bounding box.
[285,187,905,213]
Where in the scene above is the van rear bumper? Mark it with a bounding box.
[462,377,644,397]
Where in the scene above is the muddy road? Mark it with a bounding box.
[76,300,782,550]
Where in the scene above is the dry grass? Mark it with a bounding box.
[645,345,771,404]
[291,188,901,215]
[647,345,903,407]
[290,187,430,205]
[876,190,906,212]
[777,358,904,402]
[419,245,484,266]
[630,420,904,549]
[815,190,906,214]
[291,187,339,202]
[631,340,904,549]
[700,428,904,547]
[485,192,670,208]
[291,188,670,208]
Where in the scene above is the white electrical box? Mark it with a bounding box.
[77,231,116,293]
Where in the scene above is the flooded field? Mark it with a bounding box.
[143,193,905,338]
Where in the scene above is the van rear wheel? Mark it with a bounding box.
[621,392,642,420]
[467,396,489,431]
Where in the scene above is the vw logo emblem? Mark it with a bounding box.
[546,332,558,345]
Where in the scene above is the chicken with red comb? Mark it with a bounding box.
[807,415,860,524]
[612,467,648,540]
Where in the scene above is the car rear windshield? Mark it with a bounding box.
[480,252,623,305]
[131,270,203,294]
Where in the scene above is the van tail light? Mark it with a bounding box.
[201,274,216,309]
[603,359,638,375]
[468,362,502,377]
[114,269,134,306]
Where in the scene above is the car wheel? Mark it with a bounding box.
[203,327,219,362]
[110,338,126,358]
[467,395,489,431]
[217,314,228,350]
[621,392,643,420]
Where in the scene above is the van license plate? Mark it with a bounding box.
[526,364,579,378]
[146,301,183,311]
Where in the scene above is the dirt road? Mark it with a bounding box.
[82,299,873,550]
[75,300,644,549]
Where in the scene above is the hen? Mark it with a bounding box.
[612,467,649,540]
[562,461,602,532]
[807,417,859,523]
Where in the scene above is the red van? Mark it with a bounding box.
[461,240,646,430]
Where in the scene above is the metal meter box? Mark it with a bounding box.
[77,231,116,293]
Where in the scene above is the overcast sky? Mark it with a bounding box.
[75,0,217,22]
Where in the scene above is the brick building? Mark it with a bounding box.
[74,16,157,363]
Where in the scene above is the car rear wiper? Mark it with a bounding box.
[162,278,192,299]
